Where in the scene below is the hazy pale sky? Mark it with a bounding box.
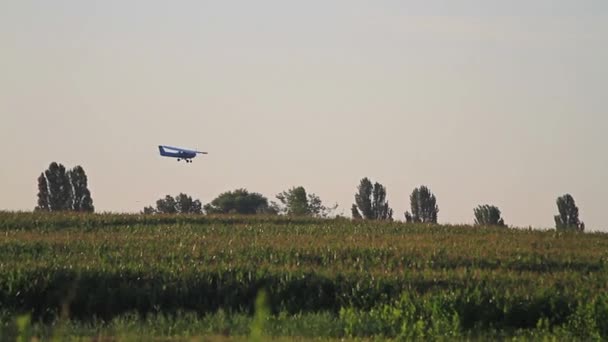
[1,1,607,230]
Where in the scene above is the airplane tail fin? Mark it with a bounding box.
[158,145,170,156]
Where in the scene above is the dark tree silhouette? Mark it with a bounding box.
[143,193,202,214]
[474,205,505,227]
[35,163,94,212]
[35,173,50,211]
[352,178,393,220]
[405,185,438,223]
[37,162,72,211]
[555,194,584,231]
[175,193,202,214]
[68,166,94,212]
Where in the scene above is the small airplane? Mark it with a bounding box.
[158,145,208,163]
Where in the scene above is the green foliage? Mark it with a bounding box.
[204,188,270,215]
[276,186,309,216]
[40,162,72,211]
[68,166,94,212]
[354,177,373,219]
[144,193,202,214]
[405,185,439,223]
[16,314,31,342]
[555,194,584,231]
[250,289,270,341]
[340,292,461,339]
[174,193,202,214]
[36,173,49,211]
[352,178,393,220]
[1,212,608,339]
[36,163,94,213]
[275,186,337,217]
[157,195,178,214]
[474,205,505,227]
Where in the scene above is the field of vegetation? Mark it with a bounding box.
[1,211,608,340]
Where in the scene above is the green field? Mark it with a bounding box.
[1,212,608,340]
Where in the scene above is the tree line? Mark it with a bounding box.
[34,162,586,231]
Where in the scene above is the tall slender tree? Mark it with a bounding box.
[68,166,94,212]
[43,162,72,211]
[35,173,50,211]
[554,194,584,231]
[405,185,439,223]
[371,182,392,220]
[352,178,393,220]
[354,178,374,219]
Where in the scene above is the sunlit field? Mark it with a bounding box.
[1,212,608,340]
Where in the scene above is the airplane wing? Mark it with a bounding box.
[160,145,188,152]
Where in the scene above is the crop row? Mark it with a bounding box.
[2,212,608,336]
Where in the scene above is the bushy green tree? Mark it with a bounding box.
[175,193,203,214]
[555,194,584,231]
[204,189,270,215]
[156,195,178,214]
[275,186,337,217]
[405,185,438,223]
[474,205,505,226]
[143,193,202,214]
[352,178,393,220]
[276,186,309,216]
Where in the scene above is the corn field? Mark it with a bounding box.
[1,211,607,339]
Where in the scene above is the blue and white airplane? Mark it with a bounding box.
[158,145,208,163]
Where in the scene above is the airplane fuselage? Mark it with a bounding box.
[158,145,199,162]
[162,150,197,159]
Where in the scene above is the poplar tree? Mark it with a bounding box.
[36,163,94,212]
[352,178,393,220]
[68,166,94,212]
[405,185,439,223]
[43,162,72,211]
[35,173,50,211]
[555,194,584,231]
